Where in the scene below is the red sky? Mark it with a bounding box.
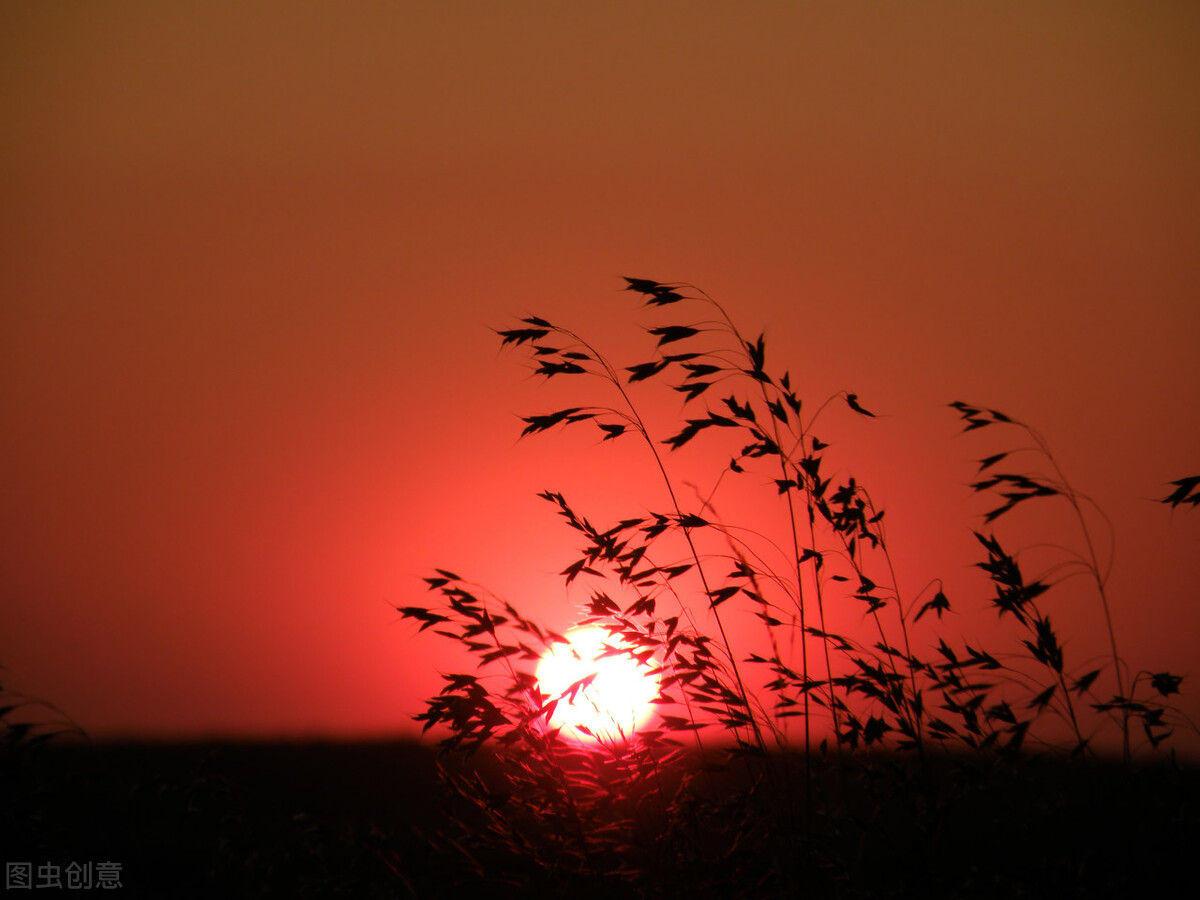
[2,2,1198,751]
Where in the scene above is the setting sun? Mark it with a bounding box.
[535,626,659,743]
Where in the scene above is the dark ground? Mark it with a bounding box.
[3,738,1198,898]
[3,739,450,898]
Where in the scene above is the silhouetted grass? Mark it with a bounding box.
[5,279,1197,895]
[399,278,1198,897]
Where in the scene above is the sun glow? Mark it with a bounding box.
[535,626,659,743]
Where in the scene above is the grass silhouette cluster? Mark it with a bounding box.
[0,278,1195,895]
[400,278,1195,896]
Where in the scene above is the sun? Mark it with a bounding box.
[535,626,659,743]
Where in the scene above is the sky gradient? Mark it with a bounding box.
[2,1,1198,750]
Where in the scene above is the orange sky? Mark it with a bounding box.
[2,1,1198,749]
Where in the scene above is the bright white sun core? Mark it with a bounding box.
[535,626,660,743]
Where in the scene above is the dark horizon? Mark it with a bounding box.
[8,732,1198,896]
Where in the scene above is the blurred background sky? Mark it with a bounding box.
[2,1,1198,750]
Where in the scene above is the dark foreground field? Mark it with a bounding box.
[3,738,1198,898]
